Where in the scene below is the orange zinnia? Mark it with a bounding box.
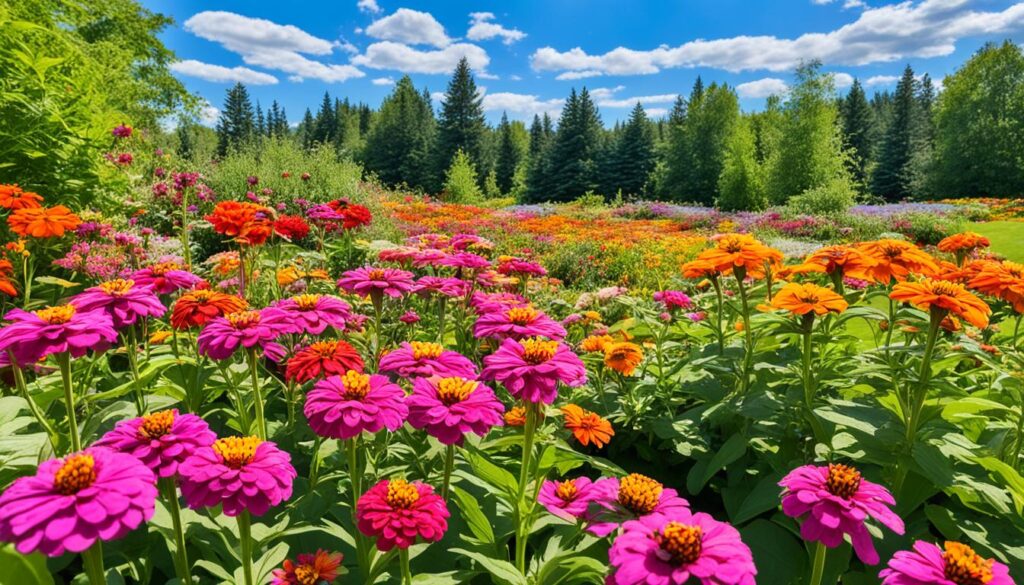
[580,334,614,353]
[504,406,527,426]
[695,233,783,279]
[7,205,81,238]
[857,239,939,283]
[681,258,721,280]
[789,245,877,282]
[603,341,644,376]
[890,278,991,329]
[937,232,990,254]
[560,404,614,448]
[171,289,248,329]
[205,201,273,246]
[0,185,43,210]
[969,260,1024,312]
[769,282,848,316]
[0,259,16,297]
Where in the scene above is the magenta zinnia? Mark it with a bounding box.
[0,447,157,556]
[538,477,599,522]
[304,371,408,440]
[654,290,693,312]
[337,266,415,299]
[481,337,586,404]
[131,261,203,294]
[196,310,286,361]
[178,436,295,517]
[356,479,449,551]
[413,276,470,298]
[261,294,353,335]
[71,278,167,329]
[406,377,505,445]
[474,305,567,341]
[0,305,118,365]
[94,409,216,478]
[879,540,1014,585]
[586,473,691,537]
[780,463,904,565]
[378,341,478,379]
[607,511,757,585]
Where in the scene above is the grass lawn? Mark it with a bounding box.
[969,221,1024,262]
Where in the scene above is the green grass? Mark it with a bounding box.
[969,221,1024,262]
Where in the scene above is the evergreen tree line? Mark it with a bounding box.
[211,42,1024,206]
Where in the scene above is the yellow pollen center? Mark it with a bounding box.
[213,436,262,469]
[555,480,578,501]
[506,306,538,325]
[35,304,76,324]
[291,294,321,310]
[340,370,371,400]
[656,522,703,565]
[826,463,862,499]
[386,479,420,508]
[943,542,994,585]
[368,269,386,280]
[53,454,97,495]
[226,310,261,328]
[520,338,559,364]
[139,410,175,439]
[410,341,444,360]
[309,340,341,357]
[98,279,135,296]
[618,473,663,515]
[189,290,217,302]
[293,565,319,585]
[930,281,961,297]
[436,377,478,405]
[151,261,182,275]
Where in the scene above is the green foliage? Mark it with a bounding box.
[841,79,875,190]
[872,66,925,200]
[542,88,605,202]
[361,76,436,191]
[602,103,656,197]
[442,149,482,203]
[786,179,857,216]
[495,113,525,195]
[435,58,487,184]
[216,83,256,157]
[717,116,766,211]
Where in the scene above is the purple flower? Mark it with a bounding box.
[94,409,215,478]
[406,377,504,445]
[178,436,295,517]
[378,342,477,379]
[70,279,166,329]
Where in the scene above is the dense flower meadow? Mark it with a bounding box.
[0,132,1022,585]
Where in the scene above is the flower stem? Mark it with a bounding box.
[181,189,191,268]
[894,309,943,495]
[216,362,251,434]
[808,541,827,585]
[160,478,191,584]
[712,278,725,355]
[399,548,413,585]
[8,350,59,451]
[437,297,447,344]
[735,273,754,394]
[515,403,540,574]
[441,444,455,499]
[125,327,146,415]
[81,542,105,585]
[57,352,81,453]
[236,511,254,585]
[801,322,826,444]
[246,348,267,440]
[347,437,370,579]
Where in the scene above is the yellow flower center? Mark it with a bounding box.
[53,454,97,495]
[340,370,371,400]
[226,310,261,328]
[292,294,321,310]
[368,269,386,280]
[309,340,341,357]
[520,338,559,364]
[213,436,262,469]
[826,463,862,499]
[386,479,420,508]
[188,289,217,302]
[555,479,578,501]
[618,473,663,515]
[98,278,135,296]
[139,409,175,439]
[410,341,444,360]
[35,304,76,324]
[929,280,962,297]
[294,565,320,585]
[436,377,478,405]
[151,261,182,275]
[506,306,538,325]
[656,522,703,565]
[943,542,994,585]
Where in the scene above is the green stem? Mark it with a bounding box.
[808,541,827,585]
[347,437,369,578]
[246,349,267,440]
[7,351,59,451]
[894,309,943,495]
[217,362,251,434]
[437,297,447,344]
[884,294,895,351]
[515,403,540,574]
[441,444,455,499]
[181,188,191,268]
[712,278,725,355]
[1013,314,1021,351]
[236,512,254,585]
[160,478,191,584]
[735,272,754,394]
[125,327,146,415]
[399,547,413,585]
[81,542,105,585]
[57,352,81,453]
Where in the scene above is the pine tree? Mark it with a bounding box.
[872,65,919,200]
[300,108,315,150]
[435,58,487,179]
[659,95,688,199]
[841,79,875,189]
[684,82,740,204]
[312,92,337,146]
[176,119,194,160]
[215,83,255,156]
[546,88,604,201]
[611,103,655,196]
[495,112,522,195]
[525,115,551,202]
[255,102,265,138]
[442,149,482,202]
[362,76,437,190]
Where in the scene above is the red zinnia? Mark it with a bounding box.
[274,215,310,241]
[286,340,365,383]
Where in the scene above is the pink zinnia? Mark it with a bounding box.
[304,371,408,440]
[780,463,904,565]
[197,310,286,361]
[438,252,491,270]
[131,261,202,295]
[94,409,215,478]
[378,246,420,265]
[399,310,421,324]
[0,305,117,365]
[70,278,166,329]
[337,266,414,299]
[497,258,547,277]
[481,337,586,404]
[261,294,353,335]
[473,305,567,341]
[654,290,693,311]
[0,447,157,556]
[356,479,449,551]
[608,511,757,585]
[586,473,691,537]
[178,436,295,517]
[378,342,478,379]
[470,291,528,314]
[538,477,599,521]
[879,540,1015,585]
[414,276,470,298]
[406,377,504,445]
[411,249,450,268]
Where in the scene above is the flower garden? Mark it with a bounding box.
[1,129,1023,585]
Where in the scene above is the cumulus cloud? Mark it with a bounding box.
[365,8,450,47]
[646,108,668,117]
[555,70,604,80]
[865,74,900,86]
[170,59,279,84]
[481,92,564,119]
[467,12,526,45]
[372,76,395,85]
[832,72,855,89]
[357,0,382,14]
[200,103,221,127]
[530,0,1024,75]
[588,85,626,101]
[597,93,677,108]
[352,41,490,74]
[736,77,789,98]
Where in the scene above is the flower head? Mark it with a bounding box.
[197,310,286,361]
[171,290,248,329]
[580,334,614,353]
[561,404,614,448]
[0,305,117,365]
[780,463,904,564]
[286,340,364,383]
[206,201,273,246]
[604,342,644,376]
[938,232,990,255]
[789,245,877,282]
[338,266,415,299]
[504,406,527,426]
[178,436,295,517]
[587,474,690,537]
[858,239,939,283]
[304,371,408,440]
[538,477,599,521]
[879,540,1014,585]
[132,261,203,295]
[890,278,990,328]
[696,234,782,279]
[8,205,81,238]
[407,377,505,445]
[769,282,848,316]
[474,305,567,341]
[481,337,587,404]
[497,257,547,277]
[356,479,449,551]
[262,294,353,335]
[0,448,157,556]
[654,290,693,311]
[71,279,166,329]
[273,215,311,241]
[970,261,1024,313]
[414,276,470,298]
[378,342,477,379]
[94,409,215,478]
[271,550,343,585]
[0,184,43,210]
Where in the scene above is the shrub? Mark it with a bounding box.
[786,179,857,217]
[441,149,482,203]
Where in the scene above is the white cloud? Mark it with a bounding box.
[481,92,564,119]
[200,103,221,127]
[832,72,855,89]
[865,74,900,86]
[352,41,490,74]
[597,93,677,108]
[245,51,364,83]
[372,76,395,85]
[556,70,604,80]
[531,0,1024,75]
[357,0,382,14]
[478,71,499,80]
[170,59,279,84]
[589,85,625,101]
[844,0,866,9]
[736,77,789,98]
[467,12,526,45]
[339,40,359,54]
[646,108,668,117]
[509,74,523,81]
[365,8,450,48]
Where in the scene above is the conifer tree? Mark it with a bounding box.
[872,65,919,199]
[611,103,656,196]
[435,58,487,178]
[841,79,875,189]
[495,112,522,195]
[362,76,436,190]
[215,83,255,156]
[546,88,604,201]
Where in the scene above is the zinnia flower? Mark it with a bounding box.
[0,260,17,297]
[497,257,547,277]
[470,291,528,313]
[178,436,295,516]
[132,261,203,295]
[0,448,157,556]
[286,340,365,383]
[71,279,166,329]
[604,342,644,376]
[94,409,215,478]
[8,205,81,238]
[769,282,849,316]
[414,276,470,298]
[580,334,614,353]
[937,232,990,255]
[378,342,477,379]
[196,310,286,361]
[504,406,527,426]
[481,337,587,404]
[171,289,248,329]
[879,540,1014,585]
[561,404,614,448]
[538,477,599,521]
[695,234,782,279]
[858,239,939,283]
[206,201,273,246]
[262,294,353,335]
[304,371,408,440]
[587,473,690,537]
[337,266,415,299]
[273,215,310,241]
[890,278,991,329]
[271,550,343,585]
[969,261,1024,313]
[0,305,117,365]
[654,290,693,311]
[0,184,43,210]
[780,463,904,564]
[407,377,505,445]
[681,259,721,280]
[356,479,449,551]
[789,245,877,282]
[607,511,757,585]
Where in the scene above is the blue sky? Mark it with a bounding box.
[144,0,1024,126]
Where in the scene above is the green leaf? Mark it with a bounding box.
[739,520,806,585]
[450,486,495,544]
[0,545,54,585]
[689,433,746,493]
[450,548,526,585]
[463,447,519,497]
[731,471,784,524]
